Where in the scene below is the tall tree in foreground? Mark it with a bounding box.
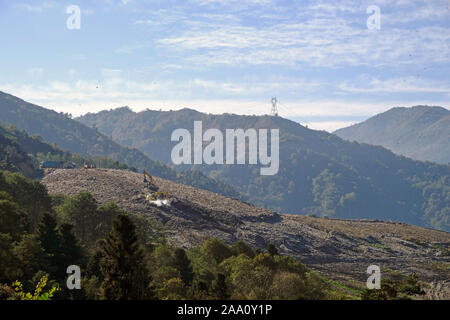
[174,248,194,287]
[99,215,151,300]
[37,213,63,278]
[59,223,83,270]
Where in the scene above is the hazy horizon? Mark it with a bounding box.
[1,0,449,131]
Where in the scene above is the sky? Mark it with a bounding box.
[0,0,449,132]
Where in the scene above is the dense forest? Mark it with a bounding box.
[0,170,424,300]
[0,92,242,200]
[77,107,450,231]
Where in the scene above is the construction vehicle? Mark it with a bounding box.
[143,170,153,184]
[145,191,171,207]
[150,191,169,201]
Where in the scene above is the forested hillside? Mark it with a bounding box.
[0,122,136,178]
[0,170,367,300]
[77,107,450,231]
[0,169,433,300]
[0,92,242,200]
[334,106,450,164]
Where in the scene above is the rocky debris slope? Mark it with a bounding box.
[42,169,450,298]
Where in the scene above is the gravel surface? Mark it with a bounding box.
[42,168,450,299]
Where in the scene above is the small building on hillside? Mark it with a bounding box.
[40,160,78,169]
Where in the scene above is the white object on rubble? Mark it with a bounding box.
[150,199,171,207]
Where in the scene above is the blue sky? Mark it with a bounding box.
[0,0,449,131]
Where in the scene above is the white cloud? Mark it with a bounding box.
[157,18,450,67]
[18,1,55,13]
[339,77,450,93]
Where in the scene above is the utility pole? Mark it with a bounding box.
[270,97,278,116]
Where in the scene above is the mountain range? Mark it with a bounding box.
[334,106,450,164]
[0,91,241,199]
[77,106,450,231]
[0,91,448,231]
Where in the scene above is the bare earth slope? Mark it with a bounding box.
[42,169,450,298]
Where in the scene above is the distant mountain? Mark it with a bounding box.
[0,91,242,199]
[77,107,450,231]
[334,106,450,164]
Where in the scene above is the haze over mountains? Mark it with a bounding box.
[77,105,450,232]
[1,91,449,231]
[334,106,450,164]
[0,91,241,199]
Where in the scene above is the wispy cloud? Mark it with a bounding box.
[339,77,450,93]
[18,1,55,13]
[157,20,450,67]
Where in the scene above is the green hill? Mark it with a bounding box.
[0,91,242,200]
[0,124,39,178]
[334,106,450,164]
[77,107,450,231]
[0,122,138,178]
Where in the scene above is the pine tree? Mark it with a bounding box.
[59,223,82,270]
[211,273,229,300]
[37,213,63,278]
[266,243,278,256]
[174,248,194,286]
[99,215,151,300]
[86,243,105,280]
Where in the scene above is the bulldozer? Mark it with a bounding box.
[150,191,169,201]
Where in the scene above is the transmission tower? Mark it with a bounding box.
[270,96,278,116]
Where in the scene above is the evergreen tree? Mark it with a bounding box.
[37,213,63,278]
[13,234,46,282]
[211,273,229,300]
[59,223,83,270]
[0,233,20,283]
[86,243,105,280]
[61,192,98,244]
[174,248,194,286]
[96,202,123,239]
[99,215,151,300]
[0,191,27,241]
[266,243,278,256]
